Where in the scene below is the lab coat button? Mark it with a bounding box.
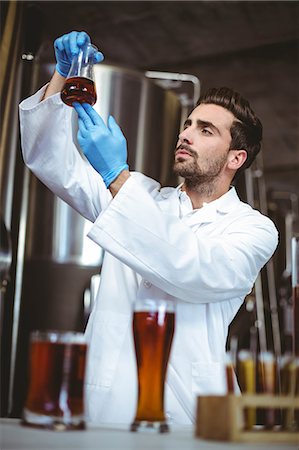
[143,280,152,288]
[166,412,173,423]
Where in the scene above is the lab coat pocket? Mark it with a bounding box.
[85,310,130,388]
[191,361,226,395]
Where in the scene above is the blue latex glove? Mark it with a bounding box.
[54,31,104,78]
[74,103,129,187]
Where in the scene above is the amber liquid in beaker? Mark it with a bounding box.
[61,76,97,106]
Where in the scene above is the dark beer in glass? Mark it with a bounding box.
[23,331,87,430]
[131,299,175,433]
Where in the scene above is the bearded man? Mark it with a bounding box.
[19,31,278,426]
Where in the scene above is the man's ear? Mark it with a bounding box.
[227,149,247,171]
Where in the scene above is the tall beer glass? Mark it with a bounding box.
[131,298,175,433]
[23,331,87,430]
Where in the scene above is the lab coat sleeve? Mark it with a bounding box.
[88,176,278,303]
[19,86,109,222]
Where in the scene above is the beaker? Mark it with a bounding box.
[61,43,97,107]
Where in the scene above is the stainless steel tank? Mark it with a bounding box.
[9,62,182,415]
[23,61,182,333]
[25,63,182,267]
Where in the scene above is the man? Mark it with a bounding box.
[19,31,278,425]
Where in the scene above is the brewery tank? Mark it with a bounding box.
[9,62,182,415]
[24,62,182,326]
[25,64,181,306]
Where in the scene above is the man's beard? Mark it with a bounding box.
[173,144,227,191]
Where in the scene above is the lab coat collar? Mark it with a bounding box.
[160,185,241,225]
[198,186,241,214]
[183,186,241,226]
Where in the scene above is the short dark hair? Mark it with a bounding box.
[197,87,263,176]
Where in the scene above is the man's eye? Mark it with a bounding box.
[201,128,212,135]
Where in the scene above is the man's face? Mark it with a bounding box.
[173,103,235,185]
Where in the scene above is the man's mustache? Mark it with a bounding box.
[175,143,197,157]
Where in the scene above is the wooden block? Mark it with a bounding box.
[240,430,299,444]
[195,395,241,441]
[241,394,299,409]
[195,395,299,443]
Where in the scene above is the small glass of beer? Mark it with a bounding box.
[22,331,87,430]
[61,43,98,107]
[131,298,175,433]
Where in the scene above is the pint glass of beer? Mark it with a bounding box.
[131,299,175,433]
[23,331,87,430]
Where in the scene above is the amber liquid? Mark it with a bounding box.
[296,362,299,428]
[61,76,97,106]
[293,285,299,428]
[25,341,87,417]
[226,364,235,393]
[280,358,299,429]
[293,285,299,356]
[133,311,175,422]
[257,359,277,428]
[237,358,256,429]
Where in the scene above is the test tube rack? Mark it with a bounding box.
[195,394,299,443]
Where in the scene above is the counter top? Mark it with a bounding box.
[0,419,297,450]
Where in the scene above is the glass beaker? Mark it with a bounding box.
[61,43,97,107]
[22,331,87,430]
[130,298,175,433]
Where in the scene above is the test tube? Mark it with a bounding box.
[237,350,256,429]
[295,357,299,429]
[291,236,299,356]
[225,352,235,394]
[257,351,277,428]
[225,336,238,394]
[280,353,297,430]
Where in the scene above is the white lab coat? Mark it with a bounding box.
[19,86,278,425]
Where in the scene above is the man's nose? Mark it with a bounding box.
[178,128,193,145]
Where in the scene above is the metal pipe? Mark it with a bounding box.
[244,157,282,358]
[8,56,41,414]
[0,1,17,98]
[271,191,299,277]
[0,3,22,226]
[255,154,281,359]
[254,273,267,354]
[145,71,200,109]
